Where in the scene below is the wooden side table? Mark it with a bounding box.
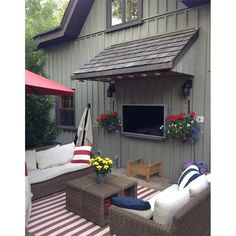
[127,158,162,181]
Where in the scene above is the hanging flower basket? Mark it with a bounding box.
[165,112,200,143]
[96,112,121,133]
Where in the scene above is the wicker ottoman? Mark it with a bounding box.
[83,184,120,227]
[106,176,137,197]
[66,176,96,216]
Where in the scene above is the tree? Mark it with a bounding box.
[25,0,68,148]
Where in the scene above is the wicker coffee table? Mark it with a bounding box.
[83,183,120,226]
[66,174,137,226]
[66,176,97,215]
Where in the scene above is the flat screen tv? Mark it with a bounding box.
[122,104,167,140]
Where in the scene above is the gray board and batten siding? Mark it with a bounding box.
[44,0,210,181]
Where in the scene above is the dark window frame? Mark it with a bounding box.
[56,94,76,131]
[106,0,143,33]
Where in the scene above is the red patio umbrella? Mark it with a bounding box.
[25,70,75,96]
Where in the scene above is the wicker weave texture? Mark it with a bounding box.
[83,184,120,227]
[106,176,137,197]
[66,176,97,215]
[31,166,94,200]
[109,186,210,236]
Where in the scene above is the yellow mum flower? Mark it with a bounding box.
[90,158,94,163]
[97,165,102,170]
[93,161,99,166]
[108,160,113,164]
[104,165,109,170]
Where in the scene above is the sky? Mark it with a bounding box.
[1,0,236,235]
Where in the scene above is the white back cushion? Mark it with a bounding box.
[58,142,75,164]
[153,188,190,226]
[25,150,37,171]
[205,173,211,183]
[36,145,61,169]
[148,184,178,211]
[189,174,209,197]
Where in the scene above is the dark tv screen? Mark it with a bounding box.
[122,104,167,140]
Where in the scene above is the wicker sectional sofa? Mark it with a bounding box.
[109,185,210,236]
[26,143,93,200]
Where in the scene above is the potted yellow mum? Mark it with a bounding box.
[89,156,113,183]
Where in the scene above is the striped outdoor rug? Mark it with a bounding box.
[27,185,159,236]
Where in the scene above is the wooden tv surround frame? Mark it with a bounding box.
[127,158,162,181]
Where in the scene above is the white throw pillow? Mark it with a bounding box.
[189,174,209,197]
[153,188,190,226]
[178,164,201,190]
[123,208,153,219]
[25,150,37,171]
[58,142,75,164]
[36,145,61,169]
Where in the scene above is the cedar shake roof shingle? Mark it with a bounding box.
[72,28,199,81]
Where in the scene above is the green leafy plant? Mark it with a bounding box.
[25,94,62,149]
[164,112,200,143]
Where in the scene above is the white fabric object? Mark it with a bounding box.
[72,145,92,163]
[178,164,200,190]
[77,106,93,145]
[25,176,33,226]
[148,184,178,211]
[205,173,211,183]
[58,142,75,164]
[25,150,37,171]
[189,174,209,197]
[28,162,91,184]
[153,187,190,226]
[36,145,62,169]
[123,208,153,219]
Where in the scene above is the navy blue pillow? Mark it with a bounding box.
[111,196,151,210]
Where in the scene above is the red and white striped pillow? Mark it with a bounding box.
[71,144,92,164]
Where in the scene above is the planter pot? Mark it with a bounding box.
[97,173,107,184]
[105,124,116,133]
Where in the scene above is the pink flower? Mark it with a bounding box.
[111,111,118,116]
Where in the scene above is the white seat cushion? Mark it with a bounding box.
[123,208,153,219]
[25,176,33,226]
[25,149,37,171]
[153,187,190,226]
[28,162,90,184]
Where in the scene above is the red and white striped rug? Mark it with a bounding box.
[27,185,159,236]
